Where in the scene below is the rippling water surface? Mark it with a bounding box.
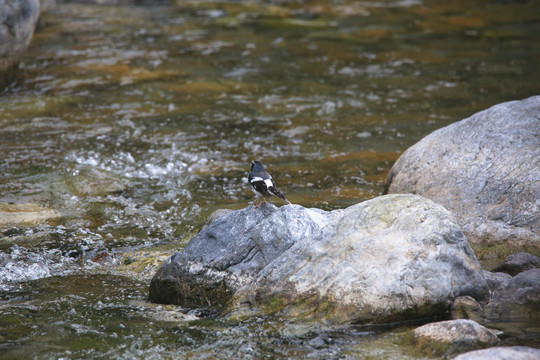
[1,0,539,358]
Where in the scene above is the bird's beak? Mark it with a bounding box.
[250,161,255,166]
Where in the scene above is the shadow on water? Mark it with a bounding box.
[1,0,540,357]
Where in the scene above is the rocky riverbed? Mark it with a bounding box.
[150,96,540,358]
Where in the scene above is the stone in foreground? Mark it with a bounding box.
[413,319,501,357]
[386,96,540,247]
[150,194,488,324]
[453,346,540,360]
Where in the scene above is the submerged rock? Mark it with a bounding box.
[150,194,488,324]
[65,166,127,196]
[453,346,540,360]
[386,96,540,247]
[0,0,40,89]
[492,252,540,276]
[413,319,501,357]
[0,203,60,226]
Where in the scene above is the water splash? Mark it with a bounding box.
[0,245,77,291]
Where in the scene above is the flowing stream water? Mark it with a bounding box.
[1,0,539,358]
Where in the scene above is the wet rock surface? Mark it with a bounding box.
[386,96,540,247]
[453,346,540,360]
[492,253,540,276]
[451,296,484,323]
[413,319,501,358]
[0,0,40,89]
[449,267,540,346]
[150,194,488,324]
[482,270,513,293]
[482,268,540,323]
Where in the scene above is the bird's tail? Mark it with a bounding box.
[274,190,291,205]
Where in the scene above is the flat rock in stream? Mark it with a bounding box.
[150,194,488,324]
[0,203,61,226]
[385,96,540,247]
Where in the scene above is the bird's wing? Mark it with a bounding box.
[249,176,264,183]
[263,178,274,189]
[251,180,273,198]
[249,170,289,203]
[249,172,273,198]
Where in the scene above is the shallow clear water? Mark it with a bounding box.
[1,0,539,358]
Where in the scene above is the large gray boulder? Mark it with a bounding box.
[150,194,488,324]
[0,0,40,89]
[386,96,540,247]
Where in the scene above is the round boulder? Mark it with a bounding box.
[386,96,540,247]
[492,252,540,276]
[150,194,488,324]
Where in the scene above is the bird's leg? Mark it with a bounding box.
[253,198,266,209]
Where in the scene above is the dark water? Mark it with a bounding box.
[1,0,539,358]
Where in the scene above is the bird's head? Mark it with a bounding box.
[250,160,264,171]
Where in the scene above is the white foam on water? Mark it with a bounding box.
[0,245,76,291]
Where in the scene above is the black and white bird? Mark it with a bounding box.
[248,161,291,206]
